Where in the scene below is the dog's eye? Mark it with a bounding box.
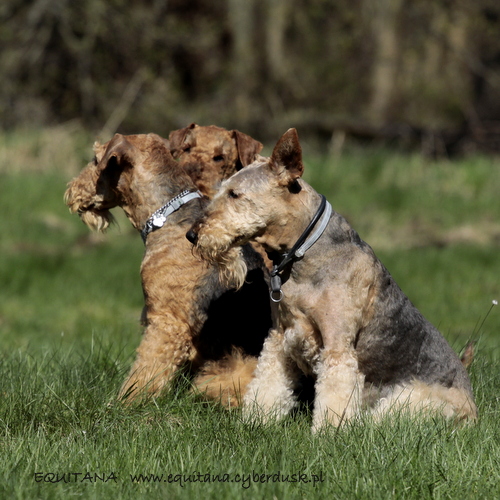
[213,155,224,162]
[183,146,191,154]
[228,189,239,199]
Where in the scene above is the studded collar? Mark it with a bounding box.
[141,190,202,243]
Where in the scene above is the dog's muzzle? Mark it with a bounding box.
[186,228,198,244]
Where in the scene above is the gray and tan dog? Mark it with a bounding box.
[187,128,477,430]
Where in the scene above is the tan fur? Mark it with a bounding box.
[193,350,258,407]
[170,123,263,198]
[65,130,270,407]
[460,341,475,369]
[371,381,477,422]
[64,142,112,231]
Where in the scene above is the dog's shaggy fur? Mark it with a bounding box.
[188,128,477,429]
[170,123,263,198]
[65,132,271,406]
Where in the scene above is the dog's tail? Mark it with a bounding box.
[460,341,475,369]
[192,350,258,407]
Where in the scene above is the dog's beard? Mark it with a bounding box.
[65,184,115,233]
[194,237,247,290]
[79,208,115,232]
[216,247,248,290]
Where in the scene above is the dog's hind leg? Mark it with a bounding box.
[242,329,300,423]
[192,350,258,407]
[371,381,477,422]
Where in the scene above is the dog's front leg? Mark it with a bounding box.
[312,346,364,431]
[310,286,367,431]
[118,317,195,401]
[242,328,299,423]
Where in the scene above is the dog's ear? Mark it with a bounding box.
[169,123,197,158]
[95,134,139,204]
[270,128,304,184]
[99,133,136,172]
[231,130,263,170]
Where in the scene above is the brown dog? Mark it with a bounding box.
[170,123,263,198]
[65,132,271,406]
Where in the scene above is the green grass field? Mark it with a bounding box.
[1,127,499,499]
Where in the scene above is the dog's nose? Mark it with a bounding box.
[186,229,198,244]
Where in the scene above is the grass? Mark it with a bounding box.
[0,127,499,498]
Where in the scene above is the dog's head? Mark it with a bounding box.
[187,128,305,287]
[64,140,114,231]
[65,133,181,232]
[169,123,263,197]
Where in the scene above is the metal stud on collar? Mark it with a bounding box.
[141,190,202,243]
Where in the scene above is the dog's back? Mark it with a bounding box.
[321,211,475,406]
[357,263,473,393]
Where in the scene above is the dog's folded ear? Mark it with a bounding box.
[270,128,304,185]
[231,130,263,170]
[98,133,136,171]
[169,123,197,158]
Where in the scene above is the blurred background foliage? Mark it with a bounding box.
[1,0,500,153]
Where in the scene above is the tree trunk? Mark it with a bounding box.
[367,0,403,126]
[227,0,255,122]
